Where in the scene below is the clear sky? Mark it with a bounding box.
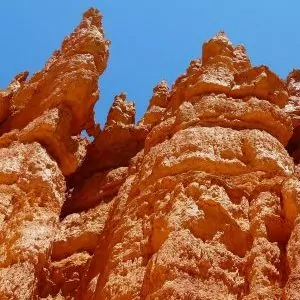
[0,1,299,125]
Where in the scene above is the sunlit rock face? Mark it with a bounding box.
[1,8,300,300]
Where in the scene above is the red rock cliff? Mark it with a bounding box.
[1,8,300,300]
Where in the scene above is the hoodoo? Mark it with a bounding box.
[1,8,300,300]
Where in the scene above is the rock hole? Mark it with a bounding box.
[80,130,94,142]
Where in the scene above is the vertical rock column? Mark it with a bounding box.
[0,8,109,299]
[282,71,300,299]
[83,33,297,299]
[0,142,65,299]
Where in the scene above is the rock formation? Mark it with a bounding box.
[1,8,300,300]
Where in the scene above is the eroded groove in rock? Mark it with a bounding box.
[1,7,300,300]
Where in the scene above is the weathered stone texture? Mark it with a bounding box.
[1,7,300,300]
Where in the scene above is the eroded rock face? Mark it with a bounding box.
[1,8,300,300]
[0,7,110,300]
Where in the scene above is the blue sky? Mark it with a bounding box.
[0,1,299,125]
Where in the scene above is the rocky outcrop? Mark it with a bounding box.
[0,8,109,299]
[1,8,300,300]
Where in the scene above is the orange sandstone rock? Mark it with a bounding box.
[0,8,109,300]
[0,142,65,299]
[1,7,300,300]
[0,8,109,137]
[77,31,297,300]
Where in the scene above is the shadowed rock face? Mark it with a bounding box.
[1,9,300,300]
